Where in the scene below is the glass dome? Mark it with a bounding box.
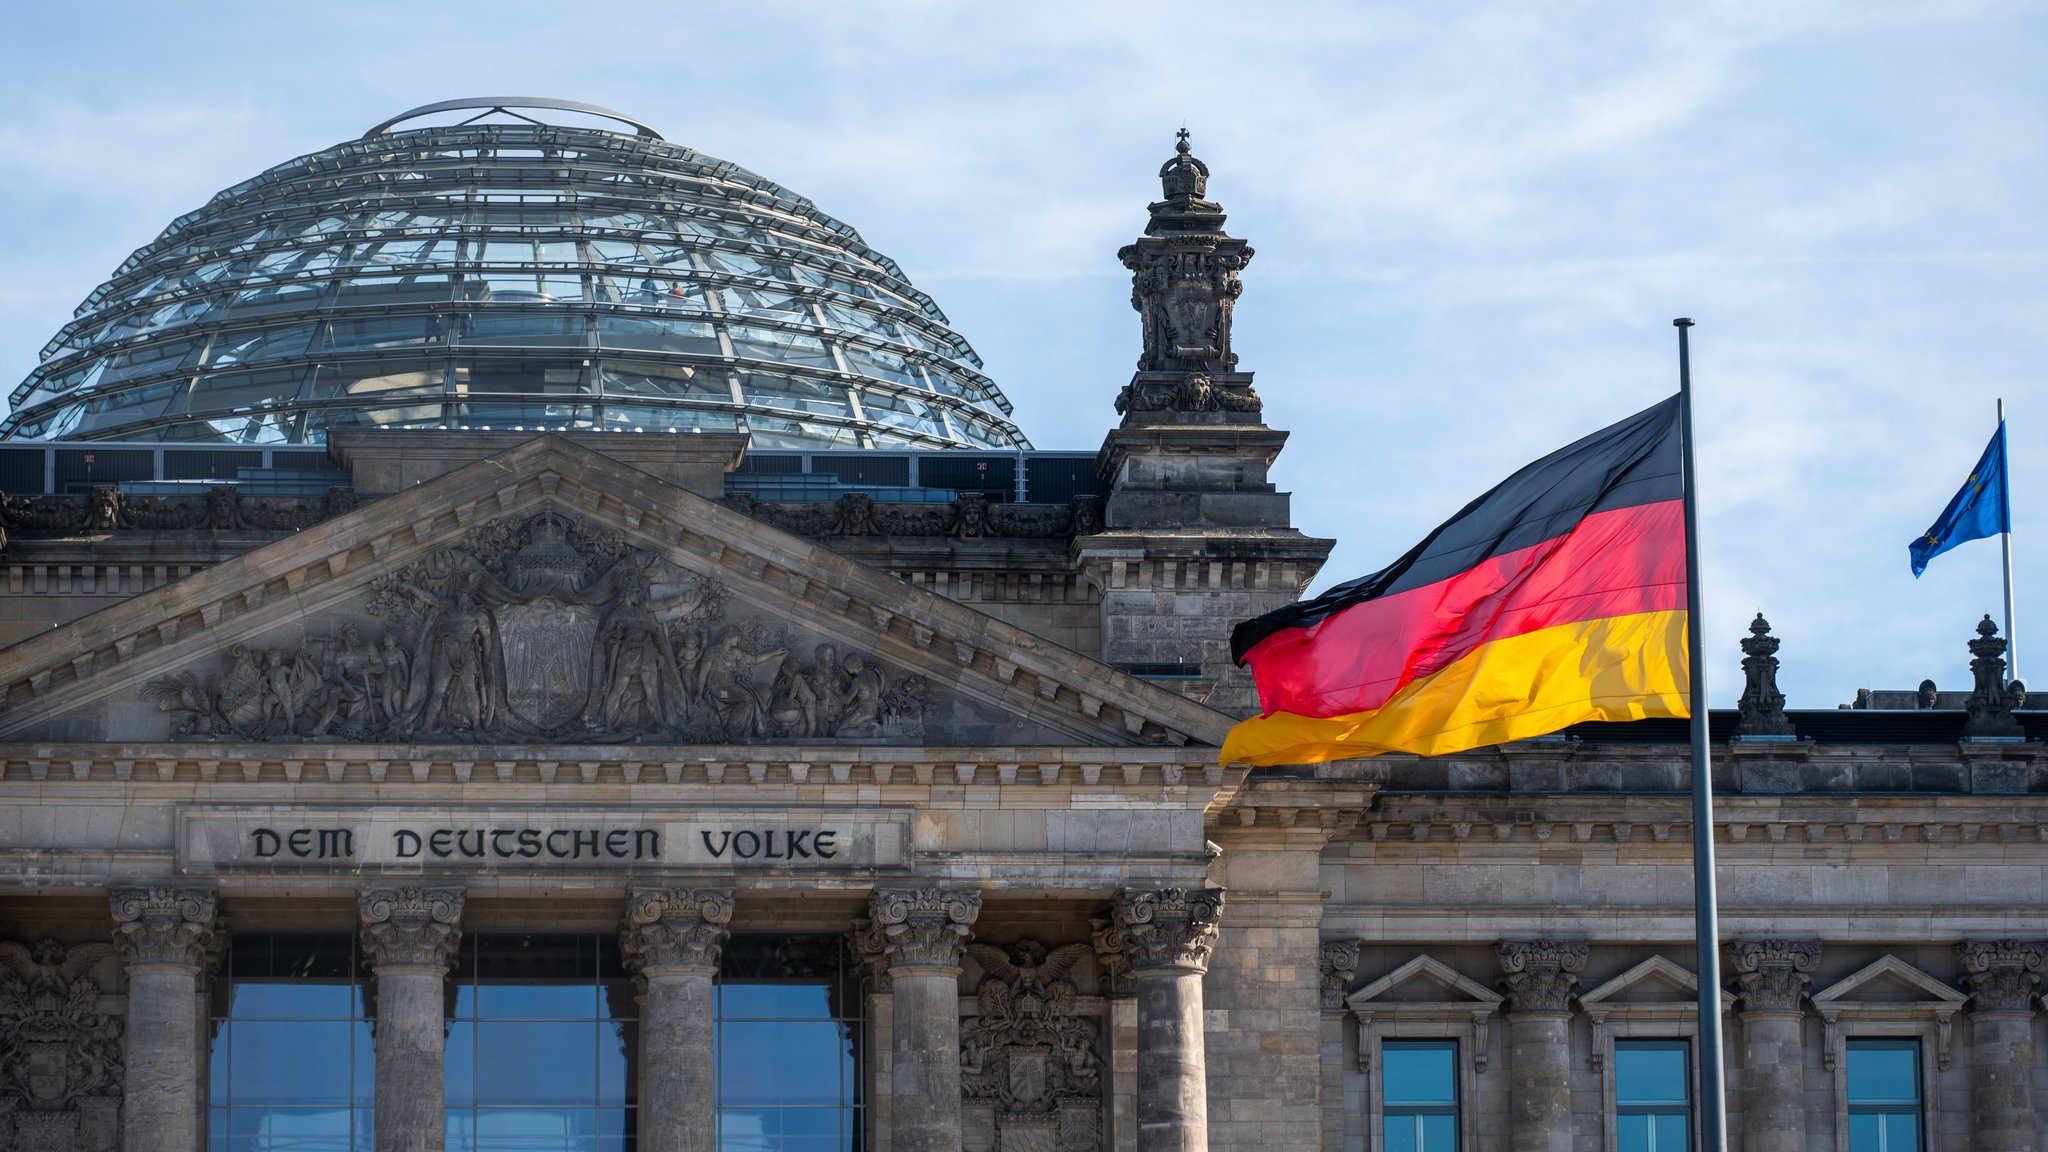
[2,98,1030,451]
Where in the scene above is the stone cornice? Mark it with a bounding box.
[621,887,734,976]
[109,884,220,971]
[0,743,1242,789]
[869,886,982,972]
[358,886,463,971]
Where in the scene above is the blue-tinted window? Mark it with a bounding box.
[210,934,372,1152]
[1615,1040,1690,1151]
[1382,1041,1456,1152]
[1847,1041,1921,1152]
[716,936,863,1151]
[445,934,637,1152]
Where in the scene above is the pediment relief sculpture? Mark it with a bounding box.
[143,509,929,744]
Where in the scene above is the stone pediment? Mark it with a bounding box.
[0,437,1231,750]
[1579,955,1735,1010]
[1811,955,1968,1008]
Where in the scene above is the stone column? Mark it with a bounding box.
[1495,940,1585,1152]
[868,887,982,1152]
[1100,887,1224,1152]
[110,885,221,1152]
[359,887,463,1152]
[1958,940,2046,1152]
[1729,940,1818,1152]
[621,889,733,1152]
[1318,940,1360,1152]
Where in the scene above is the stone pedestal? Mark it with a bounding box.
[868,888,982,1152]
[621,889,733,1152]
[1729,940,1818,1152]
[1102,887,1224,1152]
[1958,940,2046,1152]
[110,886,220,1152]
[1495,941,1584,1152]
[359,887,463,1152]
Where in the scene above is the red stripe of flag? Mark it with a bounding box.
[1243,498,1687,719]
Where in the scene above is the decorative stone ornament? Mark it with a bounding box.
[1729,939,1821,1013]
[1102,887,1225,973]
[357,887,464,970]
[620,888,735,975]
[1494,940,1587,1013]
[1965,615,2025,737]
[1319,939,1361,1011]
[1735,613,1796,736]
[1957,940,2048,1013]
[869,887,983,971]
[0,940,124,1152]
[959,938,1102,1148]
[108,886,219,970]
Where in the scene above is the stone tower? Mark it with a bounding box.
[1077,133,1334,717]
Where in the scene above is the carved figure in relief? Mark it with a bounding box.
[401,567,503,735]
[300,624,378,737]
[837,652,886,738]
[585,573,689,734]
[704,629,785,739]
[0,939,124,1150]
[959,938,1101,1133]
[770,644,843,738]
[373,634,410,725]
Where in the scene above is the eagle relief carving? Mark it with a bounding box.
[960,939,1101,1151]
[0,940,123,1152]
[142,510,928,744]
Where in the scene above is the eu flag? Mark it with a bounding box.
[1909,421,2010,577]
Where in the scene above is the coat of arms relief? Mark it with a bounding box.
[143,510,928,744]
[0,941,123,1152]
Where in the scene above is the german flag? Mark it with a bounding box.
[1222,396,1688,766]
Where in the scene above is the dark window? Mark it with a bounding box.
[1615,1040,1690,1151]
[1382,1040,1456,1152]
[209,933,373,1152]
[1847,1040,1921,1152]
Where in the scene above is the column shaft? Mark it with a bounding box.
[1134,968,1209,1152]
[622,888,732,1152]
[1104,887,1224,1152]
[111,885,219,1152]
[868,887,982,1152]
[359,887,463,1152]
[1504,1013,1571,1152]
[1969,1012,2036,1151]
[373,968,450,1151]
[1737,1013,1805,1152]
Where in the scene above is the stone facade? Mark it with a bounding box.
[0,133,2045,1152]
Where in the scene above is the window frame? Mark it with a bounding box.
[1810,955,1964,1152]
[1378,1038,1460,1152]
[1345,956,1499,1152]
[1842,1038,1925,1152]
[1612,1038,1693,1152]
[1578,956,1732,1152]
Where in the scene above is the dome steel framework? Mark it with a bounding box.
[3,102,1029,451]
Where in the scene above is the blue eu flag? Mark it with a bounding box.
[1909,421,2010,577]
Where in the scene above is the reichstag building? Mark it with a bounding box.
[0,98,2041,1152]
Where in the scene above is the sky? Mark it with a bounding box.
[2,0,2044,707]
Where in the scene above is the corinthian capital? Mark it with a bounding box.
[1321,939,1361,1011]
[1729,939,1819,1014]
[358,886,464,971]
[622,888,734,975]
[1958,940,2048,1014]
[109,885,220,971]
[1102,887,1225,974]
[869,887,982,971]
[1496,940,1586,1013]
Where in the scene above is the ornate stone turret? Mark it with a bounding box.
[1735,613,1795,737]
[1116,130,1261,419]
[1083,134,1333,717]
[1964,615,2024,738]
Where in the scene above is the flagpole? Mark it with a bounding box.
[1999,398,2018,682]
[1674,318,1728,1152]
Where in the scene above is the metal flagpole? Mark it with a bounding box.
[1674,318,1728,1151]
[1999,398,2018,682]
